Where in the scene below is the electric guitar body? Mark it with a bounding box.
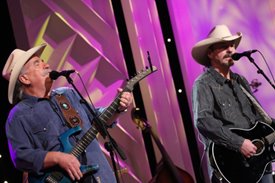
[28,126,99,183]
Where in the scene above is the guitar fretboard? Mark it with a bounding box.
[71,92,123,157]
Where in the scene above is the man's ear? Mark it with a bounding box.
[18,74,31,85]
[207,49,213,60]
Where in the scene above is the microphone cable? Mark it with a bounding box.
[255,50,275,84]
[75,71,96,110]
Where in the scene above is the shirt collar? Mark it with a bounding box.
[21,93,50,107]
[20,87,68,106]
[207,67,239,85]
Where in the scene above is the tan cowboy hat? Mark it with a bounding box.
[191,24,242,66]
[2,43,47,104]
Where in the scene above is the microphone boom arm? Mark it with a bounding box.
[246,56,275,90]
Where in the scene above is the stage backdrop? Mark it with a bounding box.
[3,0,275,183]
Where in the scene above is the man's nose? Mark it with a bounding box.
[227,45,235,52]
[43,63,50,69]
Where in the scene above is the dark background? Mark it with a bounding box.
[0,1,21,182]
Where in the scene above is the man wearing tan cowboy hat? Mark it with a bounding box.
[2,43,133,182]
[191,25,274,183]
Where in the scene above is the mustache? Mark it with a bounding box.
[43,69,52,77]
[224,54,233,59]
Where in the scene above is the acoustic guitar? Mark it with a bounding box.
[209,121,275,183]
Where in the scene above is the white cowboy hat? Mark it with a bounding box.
[2,43,47,104]
[191,24,242,66]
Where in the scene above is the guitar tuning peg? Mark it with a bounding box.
[145,66,148,69]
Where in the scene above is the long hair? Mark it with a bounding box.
[13,80,24,104]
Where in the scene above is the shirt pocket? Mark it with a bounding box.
[31,120,60,150]
[217,98,234,120]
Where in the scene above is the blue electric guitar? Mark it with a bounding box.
[28,66,157,183]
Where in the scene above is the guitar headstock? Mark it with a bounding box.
[124,66,157,91]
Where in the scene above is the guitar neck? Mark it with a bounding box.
[70,66,157,157]
[265,131,275,145]
[70,92,123,157]
[98,92,123,124]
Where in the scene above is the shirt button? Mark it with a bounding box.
[43,128,47,131]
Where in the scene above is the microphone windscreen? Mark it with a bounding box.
[231,53,241,61]
[49,71,60,80]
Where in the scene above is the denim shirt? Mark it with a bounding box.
[192,67,263,152]
[5,87,116,183]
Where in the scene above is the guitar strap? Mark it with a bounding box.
[239,85,272,125]
[41,95,86,182]
[55,94,83,128]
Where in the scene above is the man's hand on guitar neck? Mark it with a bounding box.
[117,88,133,111]
[43,151,83,181]
[106,88,133,126]
[240,139,257,158]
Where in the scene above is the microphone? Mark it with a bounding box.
[231,50,257,61]
[49,70,75,80]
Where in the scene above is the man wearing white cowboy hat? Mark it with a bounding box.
[2,43,133,182]
[191,25,274,183]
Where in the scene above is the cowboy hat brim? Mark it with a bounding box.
[192,33,242,66]
[3,43,47,104]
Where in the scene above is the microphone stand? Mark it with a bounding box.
[247,55,275,90]
[64,75,126,183]
[104,141,120,183]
